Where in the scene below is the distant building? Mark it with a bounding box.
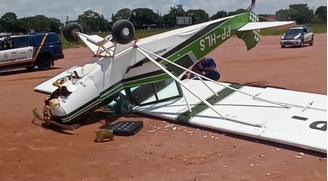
[141,24,157,30]
[175,16,193,28]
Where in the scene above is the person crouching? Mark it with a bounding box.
[198,57,221,81]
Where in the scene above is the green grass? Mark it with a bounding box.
[60,24,326,49]
[261,23,327,35]
[308,24,327,33]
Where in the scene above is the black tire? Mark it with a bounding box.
[63,22,83,43]
[281,45,285,48]
[309,38,314,46]
[299,40,304,48]
[25,66,35,71]
[37,55,52,70]
[111,19,135,44]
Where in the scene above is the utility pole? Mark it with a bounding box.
[65,16,69,25]
[157,10,159,29]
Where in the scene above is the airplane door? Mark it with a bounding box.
[16,46,34,61]
[303,28,311,43]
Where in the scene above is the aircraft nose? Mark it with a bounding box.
[49,99,67,117]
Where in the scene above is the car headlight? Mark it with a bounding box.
[281,35,284,40]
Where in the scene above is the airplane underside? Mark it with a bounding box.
[32,8,326,154]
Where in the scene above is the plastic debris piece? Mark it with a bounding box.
[95,129,114,142]
[164,125,173,128]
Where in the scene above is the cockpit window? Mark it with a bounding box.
[126,78,182,106]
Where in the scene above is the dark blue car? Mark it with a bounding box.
[0,32,64,71]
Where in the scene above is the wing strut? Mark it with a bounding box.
[136,46,262,128]
[138,46,290,109]
[198,75,219,97]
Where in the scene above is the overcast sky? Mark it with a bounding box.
[0,0,326,23]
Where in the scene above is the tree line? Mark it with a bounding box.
[0,3,326,34]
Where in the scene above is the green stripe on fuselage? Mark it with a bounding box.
[177,84,243,124]
[164,13,250,65]
[123,73,171,87]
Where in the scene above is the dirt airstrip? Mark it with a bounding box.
[0,34,327,181]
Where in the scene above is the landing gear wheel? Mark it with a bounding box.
[111,19,135,44]
[37,55,52,70]
[63,22,83,43]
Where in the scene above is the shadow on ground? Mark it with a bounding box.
[0,67,63,76]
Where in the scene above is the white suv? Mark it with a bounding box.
[280,25,314,48]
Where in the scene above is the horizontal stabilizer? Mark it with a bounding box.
[238,21,295,31]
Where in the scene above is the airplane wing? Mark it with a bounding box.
[238,21,296,31]
[134,80,327,153]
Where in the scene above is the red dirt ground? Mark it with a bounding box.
[0,34,326,181]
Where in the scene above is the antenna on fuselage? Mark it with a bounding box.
[247,0,256,11]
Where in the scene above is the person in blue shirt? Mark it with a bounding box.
[197,57,221,81]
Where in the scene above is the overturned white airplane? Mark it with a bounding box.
[33,1,327,154]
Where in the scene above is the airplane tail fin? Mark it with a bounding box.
[236,11,295,50]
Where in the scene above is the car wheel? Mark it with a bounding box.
[299,40,304,48]
[37,55,52,70]
[111,19,135,44]
[281,45,285,48]
[309,38,314,46]
[63,22,83,43]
